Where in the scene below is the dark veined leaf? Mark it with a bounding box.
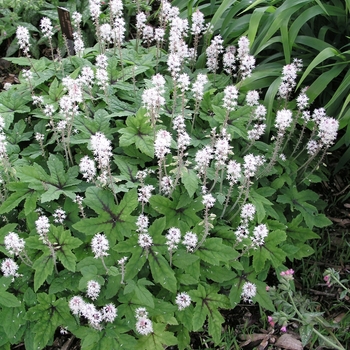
[190,284,230,344]
[26,294,75,350]
[118,108,154,157]
[49,226,82,272]
[73,187,138,240]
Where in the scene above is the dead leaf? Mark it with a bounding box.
[275,334,303,350]
[333,312,346,323]
[239,333,270,348]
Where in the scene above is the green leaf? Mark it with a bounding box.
[192,302,208,331]
[191,283,230,342]
[197,238,234,265]
[253,247,269,273]
[26,294,74,350]
[299,324,313,347]
[136,323,177,350]
[118,109,154,157]
[149,249,177,293]
[208,308,225,345]
[0,289,21,307]
[172,250,200,269]
[48,78,64,101]
[253,280,275,311]
[1,305,26,338]
[32,253,54,292]
[49,226,82,272]
[297,47,339,89]
[74,187,137,240]
[202,266,236,284]
[0,185,32,214]
[175,325,190,350]
[125,279,155,308]
[181,168,199,198]
[286,215,320,242]
[49,270,80,294]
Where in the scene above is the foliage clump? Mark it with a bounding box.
[0,0,345,349]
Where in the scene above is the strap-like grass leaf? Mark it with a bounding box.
[296,47,339,89]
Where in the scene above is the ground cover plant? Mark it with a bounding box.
[0,0,348,349]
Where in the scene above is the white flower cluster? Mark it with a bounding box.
[240,203,256,224]
[173,115,191,154]
[89,0,101,23]
[90,132,112,170]
[135,307,153,335]
[296,89,309,110]
[236,36,255,79]
[136,12,147,32]
[166,227,181,251]
[4,232,25,256]
[246,91,267,141]
[192,73,208,102]
[136,214,149,234]
[241,282,257,303]
[275,109,293,132]
[69,295,117,329]
[182,231,198,252]
[53,208,66,224]
[73,31,85,56]
[278,59,303,99]
[138,233,153,249]
[110,0,123,18]
[318,116,339,147]
[100,23,112,43]
[243,154,265,177]
[177,73,190,93]
[72,11,82,27]
[223,85,239,112]
[223,46,236,75]
[206,35,224,72]
[35,215,50,241]
[226,159,242,186]
[112,17,126,45]
[246,90,259,106]
[251,224,269,247]
[79,155,97,182]
[175,292,191,310]
[40,17,53,39]
[91,233,109,258]
[0,115,8,161]
[202,193,216,208]
[79,66,95,88]
[138,184,154,205]
[95,54,109,89]
[194,145,213,178]
[135,212,153,249]
[69,12,83,51]
[1,258,19,278]
[191,9,205,36]
[142,74,166,123]
[214,129,232,168]
[154,129,172,160]
[234,203,256,242]
[160,176,173,195]
[86,280,101,300]
[16,26,30,54]
[305,109,339,155]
